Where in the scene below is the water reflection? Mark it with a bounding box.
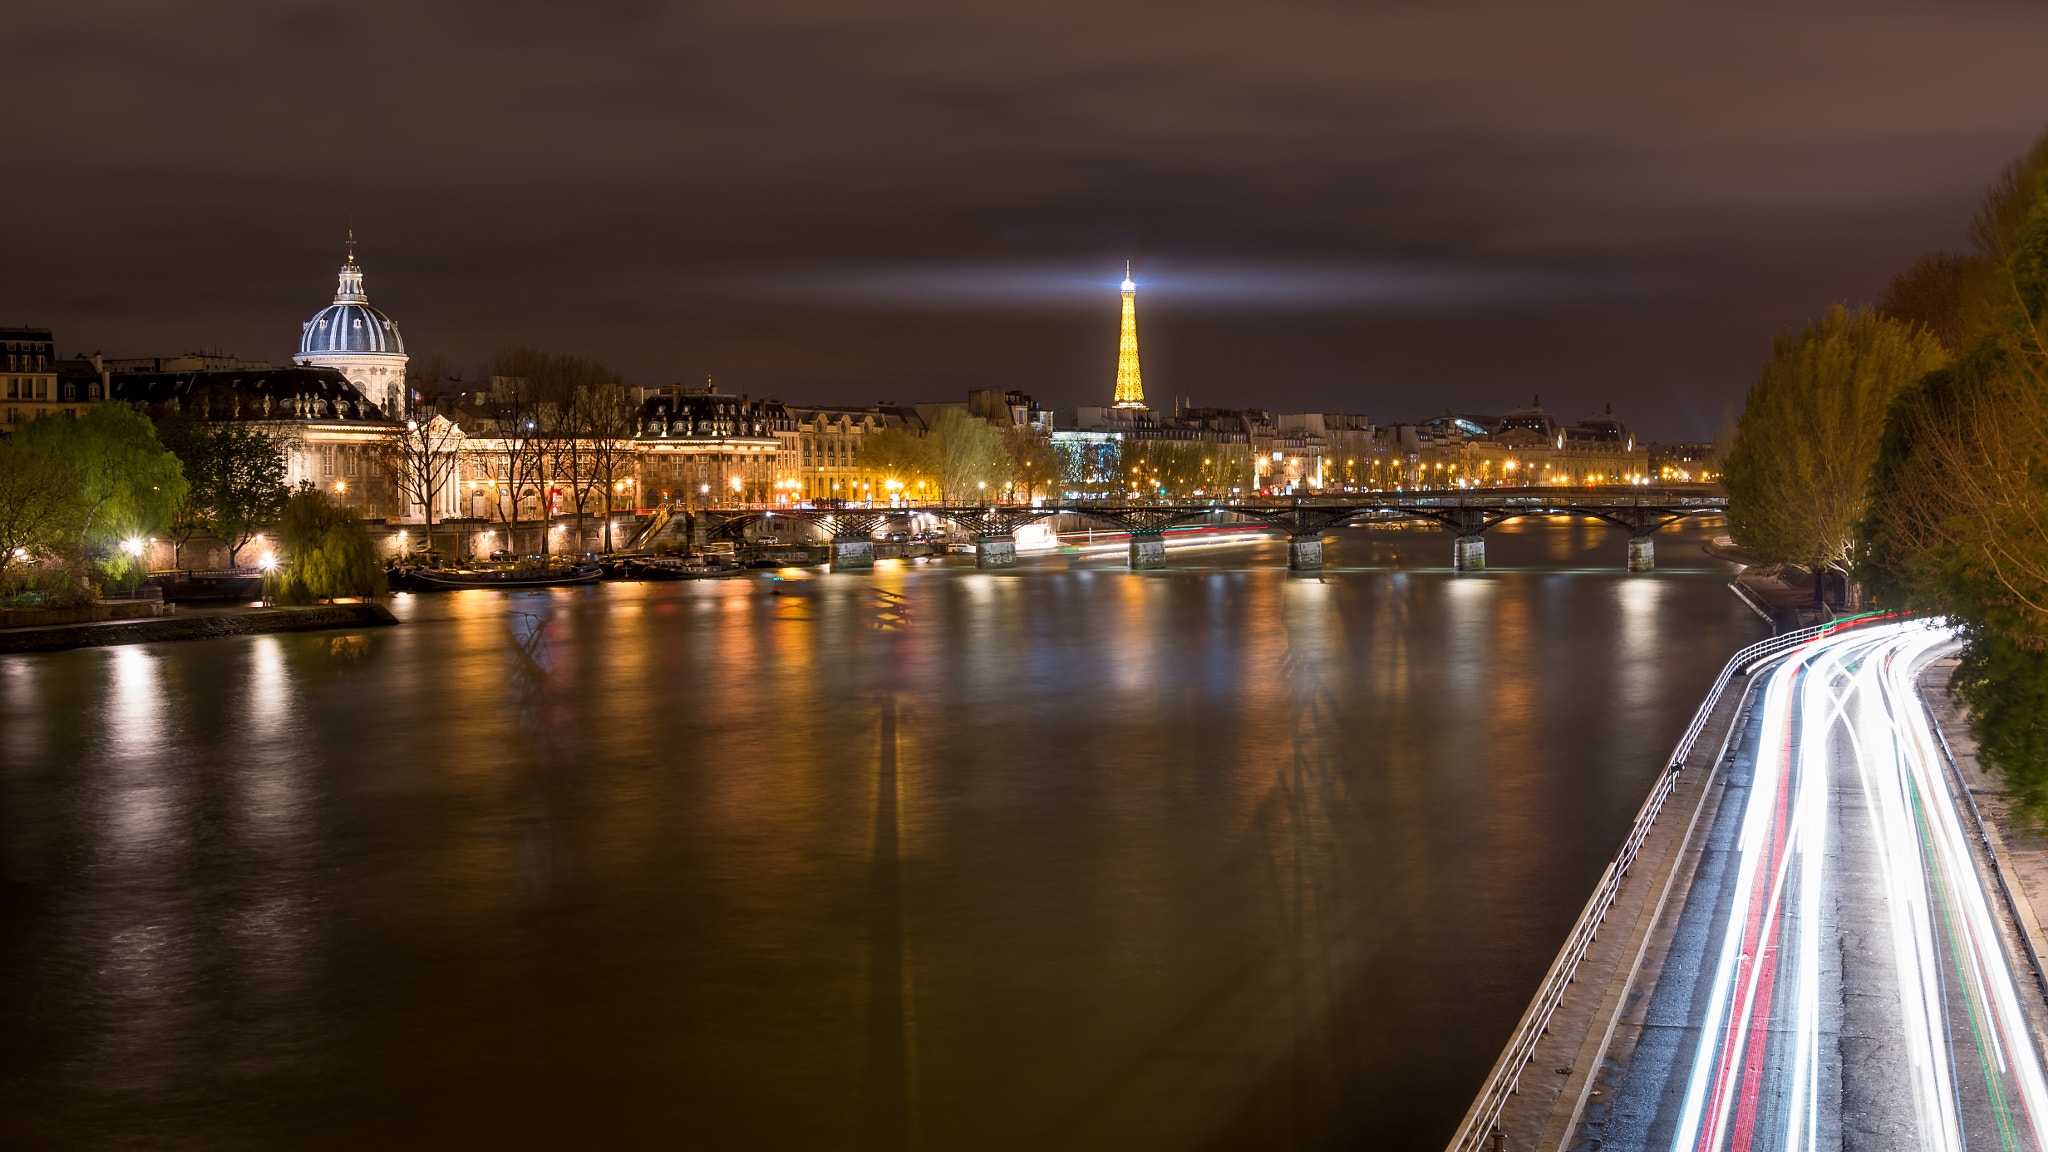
[0,520,1761,1149]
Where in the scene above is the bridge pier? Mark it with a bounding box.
[1628,535,1654,572]
[1128,531,1167,569]
[975,537,1017,569]
[1454,535,1486,571]
[1287,535,1324,570]
[830,537,875,571]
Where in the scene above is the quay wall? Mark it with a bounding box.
[0,604,398,655]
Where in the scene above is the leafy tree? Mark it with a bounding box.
[1120,437,1236,498]
[12,403,187,579]
[1876,251,1984,355]
[857,426,939,495]
[0,443,84,592]
[1722,304,1947,596]
[267,484,386,603]
[1860,132,2048,813]
[930,408,1006,502]
[160,414,291,566]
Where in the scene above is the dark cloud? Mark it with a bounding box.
[6,1,2048,437]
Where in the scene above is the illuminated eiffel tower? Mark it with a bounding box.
[1112,263,1145,409]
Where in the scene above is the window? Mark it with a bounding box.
[35,379,46,400]
[321,447,335,476]
[61,383,74,401]
[5,379,13,399]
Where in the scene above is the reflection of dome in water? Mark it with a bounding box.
[293,235,408,416]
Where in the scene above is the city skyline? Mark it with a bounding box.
[8,4,2048,441]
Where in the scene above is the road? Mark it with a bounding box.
[1587,619,2048,1151]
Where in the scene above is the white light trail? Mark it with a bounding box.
[1666,618,2048,1151]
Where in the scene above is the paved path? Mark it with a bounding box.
[1579,621,2048,1151]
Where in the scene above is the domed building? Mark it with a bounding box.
[293,236,407,417]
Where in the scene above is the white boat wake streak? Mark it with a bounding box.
[1665,618,2048,1152]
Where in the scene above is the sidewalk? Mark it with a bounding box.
[1919,656,2048,1047]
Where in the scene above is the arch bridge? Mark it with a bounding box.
[693,486,1727,572]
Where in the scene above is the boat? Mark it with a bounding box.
[621,558,714,580]
[406,562,604,590]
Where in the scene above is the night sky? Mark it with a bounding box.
[9,3,2048,439]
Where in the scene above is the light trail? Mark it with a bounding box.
[1665,618,2048,1151]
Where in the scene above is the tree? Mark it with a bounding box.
[377,410,464,557]
[477,348,627,557]
[857,426,938,496]
[161,417,291,567]
[1859,132,2048,812]
[576,377,640,550]
[1721,304,1947,597]
[13,403,187,579]
[1119,437,1235,498]
[467,352,554,558]
[999,425,1054,500]
[0,443,83,592]
[929,408,1006,502]
[1877,252,1983,355]
[267,484,386,603]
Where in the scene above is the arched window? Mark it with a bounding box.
[61,383,74,401]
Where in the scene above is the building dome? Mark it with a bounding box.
[298,246,405,357]
[300,301,405,356]
[293,237,408,418]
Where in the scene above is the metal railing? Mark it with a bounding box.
[1443,611,1898,1151]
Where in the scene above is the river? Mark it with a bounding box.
[0,517,1765,1150]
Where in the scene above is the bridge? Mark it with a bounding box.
[687,485,1728,572]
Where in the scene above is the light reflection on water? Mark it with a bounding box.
[0,519,1762,1149]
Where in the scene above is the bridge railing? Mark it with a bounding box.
[1442,610,1897,1152]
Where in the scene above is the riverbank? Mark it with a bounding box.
[0,602,398,654]
[1707,535,1841,632]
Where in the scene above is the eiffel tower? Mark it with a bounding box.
[1112,262,1145,409]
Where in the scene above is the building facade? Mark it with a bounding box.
[1,327,65,426]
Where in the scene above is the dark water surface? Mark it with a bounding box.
[0,519,1765,1150]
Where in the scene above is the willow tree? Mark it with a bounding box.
[267,484,386,603]
[1722,304,1948,599]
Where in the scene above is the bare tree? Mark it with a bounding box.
[577,378,640,551]
[468,357,551,558]
[377,408,465,557]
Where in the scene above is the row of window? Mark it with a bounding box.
[319,445,367,477]
[2,406,78,423]
[5,376,49,400]
[7,354,47,372]
[801,438,857,466]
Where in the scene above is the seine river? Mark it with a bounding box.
[0,517,1763,1150]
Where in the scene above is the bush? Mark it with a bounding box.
[266,485,387,603]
